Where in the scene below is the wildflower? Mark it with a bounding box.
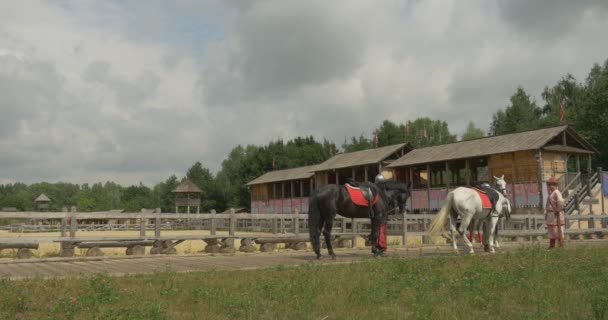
[69,297,78,303]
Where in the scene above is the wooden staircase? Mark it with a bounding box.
[564,170,602,216]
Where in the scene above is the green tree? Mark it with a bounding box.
[344,135,373,152]
[404,118,456,147]
[461,121,485,141]
[491,87,543,135]
[572,59,608,168]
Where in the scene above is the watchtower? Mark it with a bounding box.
[35,194,51,212]
[172,180,202,213]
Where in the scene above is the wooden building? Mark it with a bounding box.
[172,180,202,213]
[313,143,413,188]
[386,126,598,213]
[246,165,317,214]
[35,194,51,212]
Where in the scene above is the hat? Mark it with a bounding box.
[546,177,559,186]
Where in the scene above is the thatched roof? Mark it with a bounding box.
[313,143,411,171]
[35,194,50,202]
[388,126,597,167]
[246,165,318,186]
[172,180,202,193]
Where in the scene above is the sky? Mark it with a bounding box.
[1,0,607,186]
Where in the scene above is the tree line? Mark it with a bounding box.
[1,59,607,213]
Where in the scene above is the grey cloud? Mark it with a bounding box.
[0,55,64,136]
[202,2,369,105]
[497,0,608,40]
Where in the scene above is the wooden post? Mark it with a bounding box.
[587,155,592,174]
[293,209,299,236]
[229,208,236,236]
[364,166,369,182]
[272,217,278,234]
[61,206,68,237]
[352,167,356,180]
[155,210,161,238]
[351,217,357,248]
[426,164,431,209]
[445,162,451,190]
[576,154,581,173]
[465,159,471,185]
[210,209,216,236]
[537,150,544,208]
[599,167,605,214]
[512,152,517,208]
[402,205,407,246]
[69,206,77,238]
[139,209,146,237]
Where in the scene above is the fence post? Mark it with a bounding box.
[402,209,407,246]
[229,208,236,236]
[155,210,161,238]
[61,206,68,237]
[599,167,606,228]
[210,209,216,236]
[69,206,77,238]
[293,208,299,236]
[351,217,357,248]
[272,216,278,234]
[139,209,146,237]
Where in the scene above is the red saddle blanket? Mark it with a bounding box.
[345,184,379,207]
[470,187,492,209]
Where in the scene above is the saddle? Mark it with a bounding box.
[344,182,378,207]
[470,183,499,211]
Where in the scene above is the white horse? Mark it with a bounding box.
[429,177,512,254]
[469,175,509,247]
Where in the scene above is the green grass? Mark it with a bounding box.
[1,247,608,320]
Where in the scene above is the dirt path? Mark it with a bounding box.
[1,240,607,280]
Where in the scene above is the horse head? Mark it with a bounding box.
[497,191,512,220]
[376,180,409,215]
[493,174,507,196]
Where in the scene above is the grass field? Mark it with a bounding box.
[1,246,607,320]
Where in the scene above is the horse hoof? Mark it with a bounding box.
[316,255,322,260]
[331,255,336,260]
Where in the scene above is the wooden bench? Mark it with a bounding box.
[240,233,369,252]
[54,235,240,257]
[0,241,40,259]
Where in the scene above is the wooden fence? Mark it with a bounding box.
[1,208,607,258]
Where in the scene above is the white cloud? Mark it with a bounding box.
[0,0,607,186]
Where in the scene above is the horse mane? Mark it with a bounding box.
[377,180,409,192]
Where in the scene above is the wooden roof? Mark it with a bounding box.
[542,145,594,154]
[172,180,202,193]
[313,143,411,172]
[35,194,50,202]
[246,165,318,186]
[388,126,597,167]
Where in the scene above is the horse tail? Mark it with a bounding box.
[308,192,322,257]
[428,192,454,236]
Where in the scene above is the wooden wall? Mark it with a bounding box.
[489,151,538,183]
[541,152,567,181]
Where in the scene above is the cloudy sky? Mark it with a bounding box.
[1,1,607,186]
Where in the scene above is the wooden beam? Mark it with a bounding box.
[426,164,431,209]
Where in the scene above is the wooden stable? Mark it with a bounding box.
[312,143,413,188]
[246,165,317,214]
[387,126,598,213]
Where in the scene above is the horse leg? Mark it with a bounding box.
[448,214,459,254]
[485,215,500,254]
[458,215,475,254]
[322,219,336,259]
[494,222,501,248]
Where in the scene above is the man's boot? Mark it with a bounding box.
[548,239,556,249]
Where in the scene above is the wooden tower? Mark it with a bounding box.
[172,180,202,213]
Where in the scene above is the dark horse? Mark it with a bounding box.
[308,180,409,259]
